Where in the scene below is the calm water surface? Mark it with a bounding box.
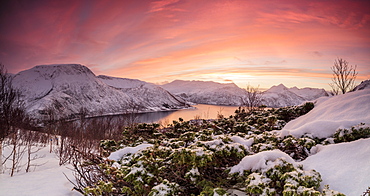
[135,104,240,124]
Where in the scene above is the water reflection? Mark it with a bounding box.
[135,104,240,124]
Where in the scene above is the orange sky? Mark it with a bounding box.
[1,0,369,90]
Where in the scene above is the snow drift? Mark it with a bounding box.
[108,143,153,161]
[303,138,370,195]
[280,88,370,138]
[230,149,296,173]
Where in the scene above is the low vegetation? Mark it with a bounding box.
[67,102,370,196]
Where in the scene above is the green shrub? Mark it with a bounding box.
[334,123,370,143]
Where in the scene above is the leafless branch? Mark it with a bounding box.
[329,58,358,95]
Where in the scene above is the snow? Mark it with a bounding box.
[108,143,153,161]
[0,145,80,196]
[302,138,370,195]
[230,149,296,174]
[97,75,147,89]
[150,180,178,195]
[280,89,370,138]
[230,136,254,148]
[151,183,171,195]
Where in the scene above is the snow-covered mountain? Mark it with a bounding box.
[162,80,328,107]
[161,80,247,105]
[261,84,329,108]
[353,79,370,91]
[12,64,187,119]
[97,75,188,110]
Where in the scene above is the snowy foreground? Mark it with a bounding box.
[1,138,369,196]
[0,146,80,196]
[302,138,370,195]
[1,89,369,195]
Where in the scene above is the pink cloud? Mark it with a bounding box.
[149,0,181,13]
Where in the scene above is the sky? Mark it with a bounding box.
[1,0,369,90]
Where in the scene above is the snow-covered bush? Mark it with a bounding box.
[232,102,315,132]
[279,136,317,161]
[228,150,333,196]
[333,123,370,143]
[148,179,179,196]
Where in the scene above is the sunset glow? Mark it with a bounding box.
[1,0,369,89]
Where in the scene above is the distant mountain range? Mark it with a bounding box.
[12,64,335,119]
[261,84,329,108]
[161,80,329,107]
[12,64,188,119]
[161,80,247,105]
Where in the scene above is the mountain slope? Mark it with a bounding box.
[353,79,370,91]
[97,75,188,110]
[161,80,247,105]
[12,64,187,119]
[261,84,328,107]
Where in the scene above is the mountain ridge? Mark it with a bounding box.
[262,83,329,107]
[162,80,329,107]
[161,80,247,105]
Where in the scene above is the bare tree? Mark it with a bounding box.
[329,58,358,95]
[43,105,58,153]
[0,64,16,144]
[0,64,24,173]
[23,130,46,173]
[241,84,263,113]
[0,64,34,175]
[9,130,26,176]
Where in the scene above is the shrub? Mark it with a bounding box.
[333,123,370,143]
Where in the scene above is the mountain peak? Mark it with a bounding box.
[267,83,288,92]
[20,64,96,79]
[276,83,287,88]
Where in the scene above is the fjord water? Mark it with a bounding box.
[135,104,240,124]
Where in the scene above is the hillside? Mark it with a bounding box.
[12,64,187,119]
[280,88,370,138]
[97,75,188,110]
